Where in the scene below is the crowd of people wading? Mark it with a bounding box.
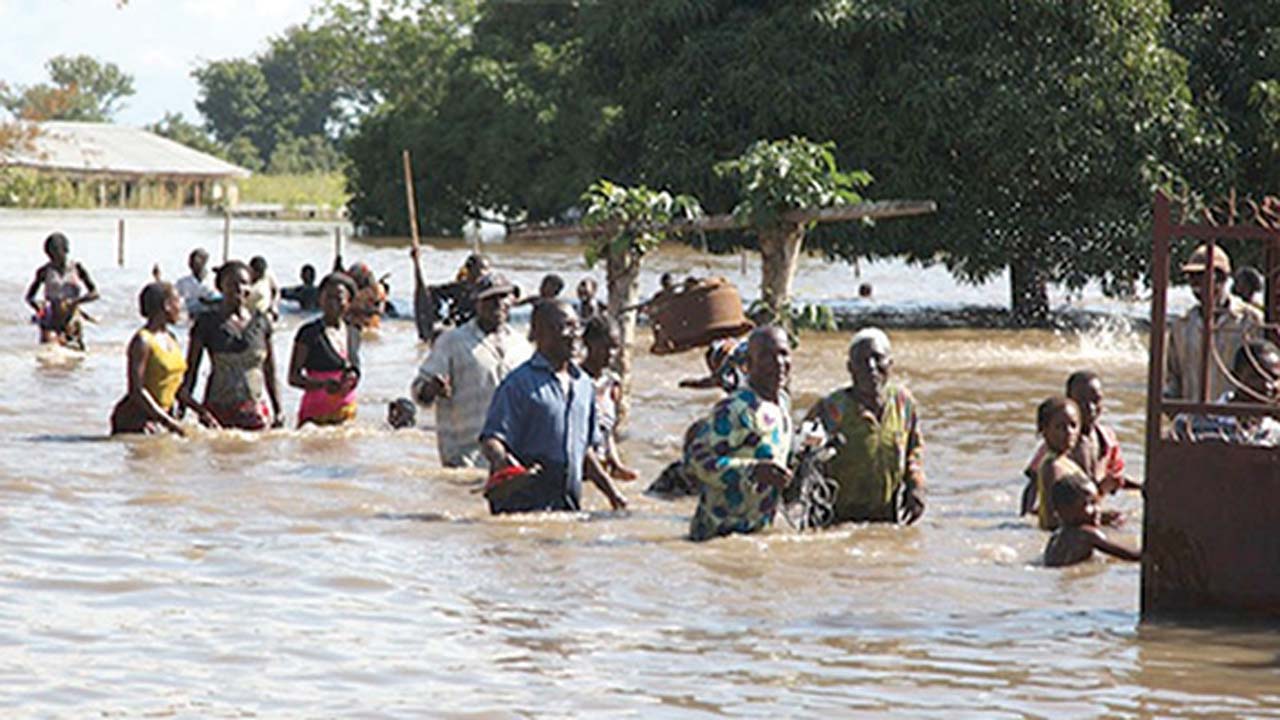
[26,230,1278,567]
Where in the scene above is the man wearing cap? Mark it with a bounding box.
[803,328,926,525]
[412,272,531,467]
[1166,244,1264,403]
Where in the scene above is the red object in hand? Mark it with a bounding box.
[484,464,529,494]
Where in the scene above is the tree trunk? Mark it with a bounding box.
[605,249,642,431]
[1009,256,1050,325]
[758,223,806,319]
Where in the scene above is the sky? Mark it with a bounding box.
[0,0,320,127]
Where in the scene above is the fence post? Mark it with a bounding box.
[117,218,125,267]
[222,211,231,262]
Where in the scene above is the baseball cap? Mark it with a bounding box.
[1181,244,1232,274]
[473,272,517,301]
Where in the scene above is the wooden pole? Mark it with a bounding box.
[222,210,231,263]
[334,225,343,264]
[402,149,421,253]
[117,218,125,267]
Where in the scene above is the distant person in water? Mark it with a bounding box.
[515,273,565,308]
[110,282,188,435]
[858,282,873,300]
[1021,371,1140,517]
[1166,244,1262,402]
[179,260,283,430]
[479,299,627,513]
[413,273,531,467]
[1172,340,1280,446]
[687,326,793,541]
[281,264,320,312]
[289,272,361,427]
[346,261,387,330]
[431,253,492,329]
[25,231,98,349]
[247,256,281,321]
[1044,477,1140,567]
[576,277,607,321]
[388,397,417,429]
[582,314,639,481]
[1232,265,1265,311]
[679,335,750,392]
[805,328,926,526]
[175,248,218,319]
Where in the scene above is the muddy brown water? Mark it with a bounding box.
[0,209,1276,717]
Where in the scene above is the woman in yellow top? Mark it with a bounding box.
[110,282,188,435]
[1033,396,1090,531]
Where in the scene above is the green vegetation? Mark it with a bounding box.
[236,173,348,211]
[0,54,134,122]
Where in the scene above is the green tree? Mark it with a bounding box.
[146,112,223,156]
[1,54,134,121]
[268,133,343,174]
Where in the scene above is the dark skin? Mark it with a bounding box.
[846,335,925,523]
[124,287,187,436]
[415,290,513,404]
[744,327,793,491]
[1068,377,1141,494]
[1044,485,1140,567]
[178,266,284,429]
[288,282,359,425]
[582,324,639,482]
[480,301,627,510]
[26,240,99,344]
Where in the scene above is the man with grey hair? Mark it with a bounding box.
[803,327,926,525]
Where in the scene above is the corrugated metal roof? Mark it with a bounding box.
[1,121,251,179]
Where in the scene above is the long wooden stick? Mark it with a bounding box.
[402,149,421,252]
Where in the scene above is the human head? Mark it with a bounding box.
[858,282,873,299]
[215,260,252,310]
[746,325,791,402]
[583,314,620,369]
[1066,370,1103,430]
[539,274,565,299]
[1051,476,1099,528]
[188,248,209,278]
[44,232,69,263]
[301,264,316,285]
[1233,266,1264,304]
[659,272,675,291]
[1182,244,1232,307]
[249,255,268,282]
[1037,396,1081,454]
[319,272,356,322]
[847,327,892,395]
[388,397,417,429]
[463,254,491,284]
[347,262,373,288]
[139,281,180,324]
[473,273,517,332]
[577,277,598,304]
[531,299,580,365]
[1233,341,1280,400]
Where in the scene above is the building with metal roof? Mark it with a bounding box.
[0,121,250,209]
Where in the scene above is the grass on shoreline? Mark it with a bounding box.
[237,173,349,210]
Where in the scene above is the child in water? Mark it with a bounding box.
[1044,477,1140,567]
[387,397,417,429]
[1031,397,1093,531]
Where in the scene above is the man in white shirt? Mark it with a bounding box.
[175,248,218,319]
[412,273,531,467]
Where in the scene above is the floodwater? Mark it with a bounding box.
[0,209,1276,717]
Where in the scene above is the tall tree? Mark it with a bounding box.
[1,54,134,121]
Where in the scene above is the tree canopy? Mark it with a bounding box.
[1,54,134,122]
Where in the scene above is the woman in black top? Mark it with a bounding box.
[289,273,361,426]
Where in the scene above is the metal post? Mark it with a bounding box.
[334,226,342,264]
[117,218,125,267]
[1198,237,1218,405]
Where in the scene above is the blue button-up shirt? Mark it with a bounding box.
[480,352,599,512]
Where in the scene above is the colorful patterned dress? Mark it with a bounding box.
[688,387,793,541]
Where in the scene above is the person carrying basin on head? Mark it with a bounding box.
[1166,244,1263,403]
[479,299,627,514]
[179,260,284,430]
[289,272,362,427]
[110,282,188,436]
[803,328,925,526]
[686,325,794,541]
[412,273,531,467]
[25,231,98,350]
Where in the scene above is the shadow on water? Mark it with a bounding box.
[27,433,112,443]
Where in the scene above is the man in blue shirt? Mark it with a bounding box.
[480,299,628,513]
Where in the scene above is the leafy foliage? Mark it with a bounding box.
[714,137,871,231]
[1,54,134,121]
[580,179,702,267]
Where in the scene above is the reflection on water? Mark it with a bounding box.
[0,210,1277,716]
